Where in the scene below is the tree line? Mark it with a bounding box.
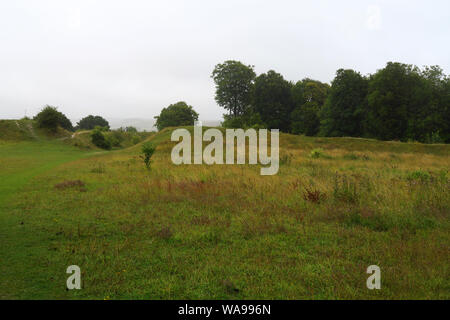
[211,60,450,143]
[31,59,450,145]
[33,106,111,132]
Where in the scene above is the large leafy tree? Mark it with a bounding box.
[291,102,321,136]
[211,60,256,117]
[154,101,199,131]
[291,79,330,135]
[420,66,450,142]
[252,70,293,132]
[440,77,450,142]
[34,105,73,132]
[319,69,368,137]
[366,62,431,141]
[76,115,110,130]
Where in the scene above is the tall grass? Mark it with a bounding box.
[0,128,449,299]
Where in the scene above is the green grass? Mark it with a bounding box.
[0,137,105,298]
[0,127,449,299]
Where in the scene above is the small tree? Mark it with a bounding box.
[76,115,110,130]
[141,142,156,170]
[34,105,73,132]
[154,101,199,131]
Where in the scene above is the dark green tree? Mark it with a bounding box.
[34,105,73,132]
[211,60,256,117]
[366,62,431,141]
[76,115,110,130]
[291,79,330,135]
[252,70,293,132]
[291,102,321,136]
[319,69,368,137]
[154,101,199,131]
[440,77,450,142]
[58,113,74,131]
[420,66,450,143]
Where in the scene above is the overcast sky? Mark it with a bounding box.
[0,0,449,121]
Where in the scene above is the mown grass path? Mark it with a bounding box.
[0,140,103,298]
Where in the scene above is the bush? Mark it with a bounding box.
[109,130,125,146]
[94,125,109,132]
[132,135,141,145]
[91,128,111,150]
[107,135,121,148]
[141,142,156,170]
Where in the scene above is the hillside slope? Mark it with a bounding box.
[0,120,36,141]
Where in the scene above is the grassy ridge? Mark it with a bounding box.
[0,120,35,141]
[0,127,449,299]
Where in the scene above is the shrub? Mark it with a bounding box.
[91,128,111,150]
[94,125,109,132]
[107,135,121,147]
[132,135,141,145]
[107,130,127,147]
[141,142,156,170]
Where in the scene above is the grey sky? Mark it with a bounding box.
[0,0,449,122]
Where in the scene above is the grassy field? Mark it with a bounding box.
[0,124,449,299]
